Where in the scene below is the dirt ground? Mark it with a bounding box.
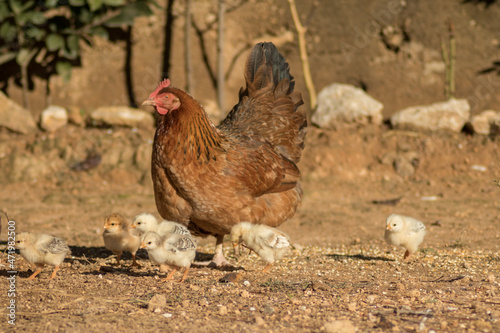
[0,124,499,332]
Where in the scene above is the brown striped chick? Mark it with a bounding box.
[140,231,196,282]
[102,213,141,267]
[15,232,70,280]
[131,213,190,236]
[384,214,426,260]
[230,222,290,273]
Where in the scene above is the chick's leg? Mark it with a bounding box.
[162,267,178,281]
[403,250,411,261]
[179,267,190,283]
[114,251,122,266]
[27,264,44,280]
[261,263,273,273]
[49,265,60,279]
[131,253,141,268]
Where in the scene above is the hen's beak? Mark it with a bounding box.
[142,98,156,107]
[140,242,146,249]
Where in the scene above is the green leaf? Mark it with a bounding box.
[56,61,72,82]
[69,0,86,6]
[88,0,104,12]
[0,21,16,42]
[25,26,46,41]
[17,11,47,25]
[0,2,10,21]
[104,1,153,27]
[15,47,37,66]
[103,0,126,6]
[89,26,109,39]
[0,51,17,65]
[46,33,65,51]
[65,34,80,59]
[44,0,59,8]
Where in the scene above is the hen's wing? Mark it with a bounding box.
[39,236,70,254]
[218,42,306,164]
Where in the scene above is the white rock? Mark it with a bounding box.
[40,105,68,132]
[469,110,500,135]
[391,98,470,132]
[90,106,154,128]
[312,83,383,128]
[0,91,37,134]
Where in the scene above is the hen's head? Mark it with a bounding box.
[142,78,180,115]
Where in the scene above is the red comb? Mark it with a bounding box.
[151,78,171,96]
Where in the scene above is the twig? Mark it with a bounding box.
[287,0,317,116]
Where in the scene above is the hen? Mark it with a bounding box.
[143,42,306,266]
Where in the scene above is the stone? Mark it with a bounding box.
[391,98,470,132]
[67,106,86,127]
[0,91,37,134]
[324,319,357,333]
[312,83,383,128]
[40,105,68,132]
[148,294,166,312]
[469,110,500,135]
[90,106,154,128]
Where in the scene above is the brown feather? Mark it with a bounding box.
[151,42,307,238]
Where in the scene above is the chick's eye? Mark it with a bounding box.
[393,224,396,226]
[148,241,152,245]
[138,222,141,225]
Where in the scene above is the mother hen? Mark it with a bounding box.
[143,42,306,266]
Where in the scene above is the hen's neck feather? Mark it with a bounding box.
[156,88,224,164]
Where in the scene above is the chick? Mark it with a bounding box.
[131,213,190,236]
[230,222,290,273]
[15,232,70,280]
[102,213,141,267]
[140,231,197,282]
[384,214,426,260]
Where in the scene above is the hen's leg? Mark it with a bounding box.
[210,235,231,267]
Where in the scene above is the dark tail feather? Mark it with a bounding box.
[245,42,295,93]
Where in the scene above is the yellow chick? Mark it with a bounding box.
[140,231,197,282]
[131,213,190,236]
[15,232,70,280]
[102,213,141,267]
[384,214,426,260]
[230,222,290,273]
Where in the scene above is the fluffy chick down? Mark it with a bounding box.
[384,213,426,260]
[102,213,141,267]
[140,231,197,282]
[15,232,71,280]
[230,222,290,273]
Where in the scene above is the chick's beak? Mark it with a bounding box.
[142,98,156,107]
[130,224,136,228]
[140,242,146,249]
[386,225,392,230]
